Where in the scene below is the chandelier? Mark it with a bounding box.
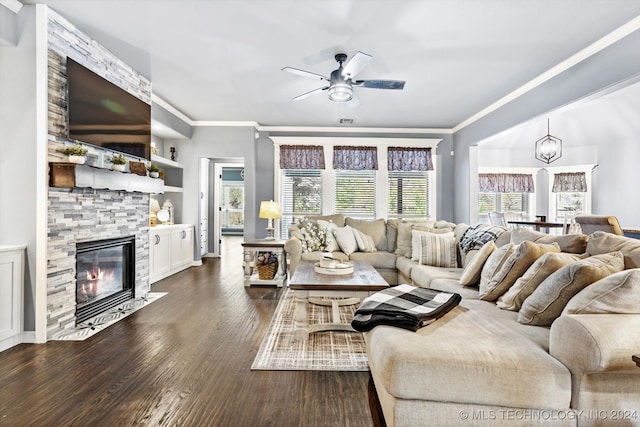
[535,119,562,164]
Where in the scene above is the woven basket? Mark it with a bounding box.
[257,263,277,280]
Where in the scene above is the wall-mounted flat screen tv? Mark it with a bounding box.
[67,58,151,160]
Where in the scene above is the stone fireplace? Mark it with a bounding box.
[47,187,150,339]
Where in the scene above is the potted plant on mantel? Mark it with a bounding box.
[147,163,161,178]
[109,153,127,172]
[58,144,88,165]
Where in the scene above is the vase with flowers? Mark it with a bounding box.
[58,143,88,164]
[109,153,127,171]
[256,251,278,280]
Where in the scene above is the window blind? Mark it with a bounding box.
[388,171,430,219]
[280,169,322,237]
[335,170,376,218]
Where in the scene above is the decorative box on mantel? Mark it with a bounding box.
[49,162,164,194]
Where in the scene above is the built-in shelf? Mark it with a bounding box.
[151,154,182,169]
[164,185,183,193]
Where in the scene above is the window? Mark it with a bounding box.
[335,170,376,219]
[280,170,322,237]
[555,192,585,220]
[478,192,529,216]
[221,182,244,232]
[388,171,430,219]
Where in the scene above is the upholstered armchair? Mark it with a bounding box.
[574,214,624,235]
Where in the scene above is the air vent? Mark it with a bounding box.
[339,118,354,124]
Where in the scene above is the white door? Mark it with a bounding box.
[199,158,210,257]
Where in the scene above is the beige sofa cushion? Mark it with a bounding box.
[518,252,625,326]
[479,241,561,302]
[350,251,398,270]
[479,243,516,294]
[303,213,345,227]
[587,230,640,269]
[410,264,463,288]
[345,217,388,251]
[510,227,588,254]
[459,241,496,286]
[386,219,402,253]
[395,221,435,257]
[497,252,588,311]
[365,299,571,409]
[563,268,640,315]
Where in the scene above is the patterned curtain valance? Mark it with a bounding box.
[333,146,378,170]
[552,172,587,192]
[279,145,325,169]
[387,147,433,171]
[478,173,535,193]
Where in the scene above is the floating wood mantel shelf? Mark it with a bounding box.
[49,163,164,194]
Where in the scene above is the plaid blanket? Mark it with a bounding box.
[351,284,461,332]
[459,223,507,253]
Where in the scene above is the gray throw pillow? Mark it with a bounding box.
[518,252,625,326]
[563,268,640,315]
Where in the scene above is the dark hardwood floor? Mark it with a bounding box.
[0,236,383,427]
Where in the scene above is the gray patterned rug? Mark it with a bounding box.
[251,288,368,371]
[51,292,167,341]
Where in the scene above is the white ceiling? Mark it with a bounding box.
[20,0,640,128]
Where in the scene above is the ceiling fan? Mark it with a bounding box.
[282,51,405,103]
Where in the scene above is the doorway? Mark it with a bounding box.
[211,161,245,257]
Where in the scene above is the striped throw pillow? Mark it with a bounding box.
[418,233,458,268]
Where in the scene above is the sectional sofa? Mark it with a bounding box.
[284,215,640,427]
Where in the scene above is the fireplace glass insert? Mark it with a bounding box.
[76,236,135,323]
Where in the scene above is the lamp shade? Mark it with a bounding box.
[259,200,281,219]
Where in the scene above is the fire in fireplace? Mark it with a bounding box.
[76,236,135,323]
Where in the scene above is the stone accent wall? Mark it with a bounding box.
[47,188,150,338]
[45,9,153,339]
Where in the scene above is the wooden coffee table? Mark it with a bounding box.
[288,260,389,341]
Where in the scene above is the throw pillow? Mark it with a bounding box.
[586,230,640,269]
[352,227,377,253]
[386,219,402,253]
[317,219,339,252]
[563,268,640,315]
[345,217,388,251]
[510,227,588,254]
[479,243,516,294]
[411,227,455,262]
[333,225,358,256]
[459,223,508,254]
[298,220,326,253]
[479,241,561,302]
[395,221,435,257]
[497,252,588,311]
[459,241,496,286]
[518,252,625,326]
[417,232,457,268]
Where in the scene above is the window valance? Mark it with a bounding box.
[552,172,587,192]
[279,145,325,169]
[333,146,378,170]
[387,147,433,171]
[479,173,535,193]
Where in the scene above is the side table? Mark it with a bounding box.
[241,240,287,287]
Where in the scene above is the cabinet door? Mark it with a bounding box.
[170,229,183,270]
[151,231,171,280]
[181,226,194,266]
[0,251,23,342]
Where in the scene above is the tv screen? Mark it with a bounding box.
[67,58,151,160]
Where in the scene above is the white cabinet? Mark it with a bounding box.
[149,225,194,284]
[171,226,194,270]
[0,245,25,352]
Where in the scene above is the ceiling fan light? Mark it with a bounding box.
[328,83,353,102]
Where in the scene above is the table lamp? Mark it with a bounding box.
[259,200,281,240]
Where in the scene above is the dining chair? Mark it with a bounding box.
[562,213,582,235]
[574,214,624,235]
[488,211,507,227]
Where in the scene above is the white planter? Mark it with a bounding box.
[112,164,126,172]
[68,155,86,165]
[149,171,159,178]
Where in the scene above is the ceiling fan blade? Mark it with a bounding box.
[354,79,405,90]
[282,67,329,82]
[341,51,372,79]
[292,86,328,101]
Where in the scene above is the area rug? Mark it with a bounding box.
[52,292,167,341]
[251,288,368,371]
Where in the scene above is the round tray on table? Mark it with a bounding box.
[313,261,354,275]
